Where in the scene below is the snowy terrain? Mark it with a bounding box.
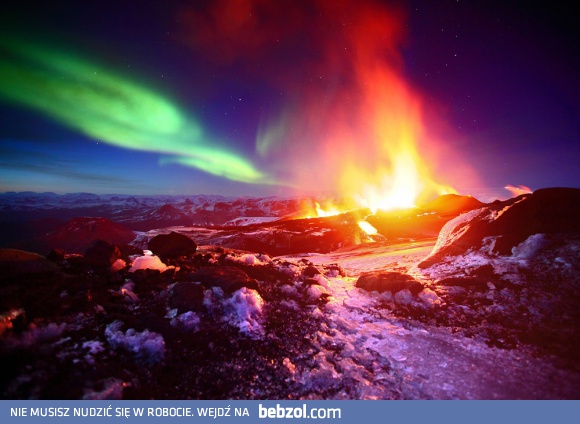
[281,238,579,399]
[0,189,578,399]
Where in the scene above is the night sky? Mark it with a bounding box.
[0,0,578,201]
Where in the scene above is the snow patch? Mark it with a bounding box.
[511,233,547,259]
[280,284,299,298]
[224,216,279,226]
[82,378,125,400]
[394,289,413,305]
[275,261,301,278]
[307,284,328,302]
[428,207,490,259]
[226,253,272,266]
[129,255,169,272]
[311,274,330,289]
[279,299,300,311]
[82,340,105,355]
[82,340,106,364]
[0,322,66,351]
[418,288,443,308]
[224,288,264,338]
[170,311,201,332]
[202,287,265,338]
[105,321,165,365]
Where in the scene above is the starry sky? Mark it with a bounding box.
[0,0,577,200]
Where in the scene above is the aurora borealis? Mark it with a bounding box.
[0,0,577,198]
[0,37,267,186]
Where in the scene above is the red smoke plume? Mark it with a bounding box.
[180,0,479,208]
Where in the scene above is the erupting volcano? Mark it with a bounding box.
[239,0,468,211]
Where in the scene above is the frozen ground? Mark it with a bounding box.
[282,239,579,399]
[2,189,578,399]
[1,236,578,399]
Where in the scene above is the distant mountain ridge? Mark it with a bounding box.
[0,191,491,255]
[0,192,304,252]
[0,192,303,227]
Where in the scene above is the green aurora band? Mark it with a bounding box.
[0,37,267,184]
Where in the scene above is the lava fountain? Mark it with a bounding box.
[255,0,460,212]
[182,0,475,209]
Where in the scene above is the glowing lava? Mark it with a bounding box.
[358,220,378,236]
[314,202,341,217]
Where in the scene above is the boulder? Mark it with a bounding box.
[118,244,143,260]
[419,187,580,267]
[84,240,121,268]
[148,232,197,260]
[355,271,423,295]
[46,248,66,262]
[488,188,580,254]
[192,266,259,294]
[302,266,321,278]
[169,282,205,313]
[0,248,59,280]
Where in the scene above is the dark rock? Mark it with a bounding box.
[118,244,143,260]
[355,272,423,295]
[220,214,364,256]
[0,248,59,280]
[325,264,346,277]
[438,277,490,291]
[419,187,580,267]
[136,313,171,335]
[489,188,580,254]
[84,240,121,268]
[148,232,197,260]
[47,248,66,262]
[72,290,94,308]
[192,266,259,294]
[303,266,321,278]
[304,278,321,286]
[169,282,205,313]
[8,309,27,333]
[131,269,167,291]
[470,264,497,279]
[63,254,86,270]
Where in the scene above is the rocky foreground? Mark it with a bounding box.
[0,188,579,399]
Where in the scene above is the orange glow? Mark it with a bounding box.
[314,202,341,217]
[183,1,476,209]
[358,220,378,236]
[299,200,347,219]
[252,1,462,212]
[505,184,533,197]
